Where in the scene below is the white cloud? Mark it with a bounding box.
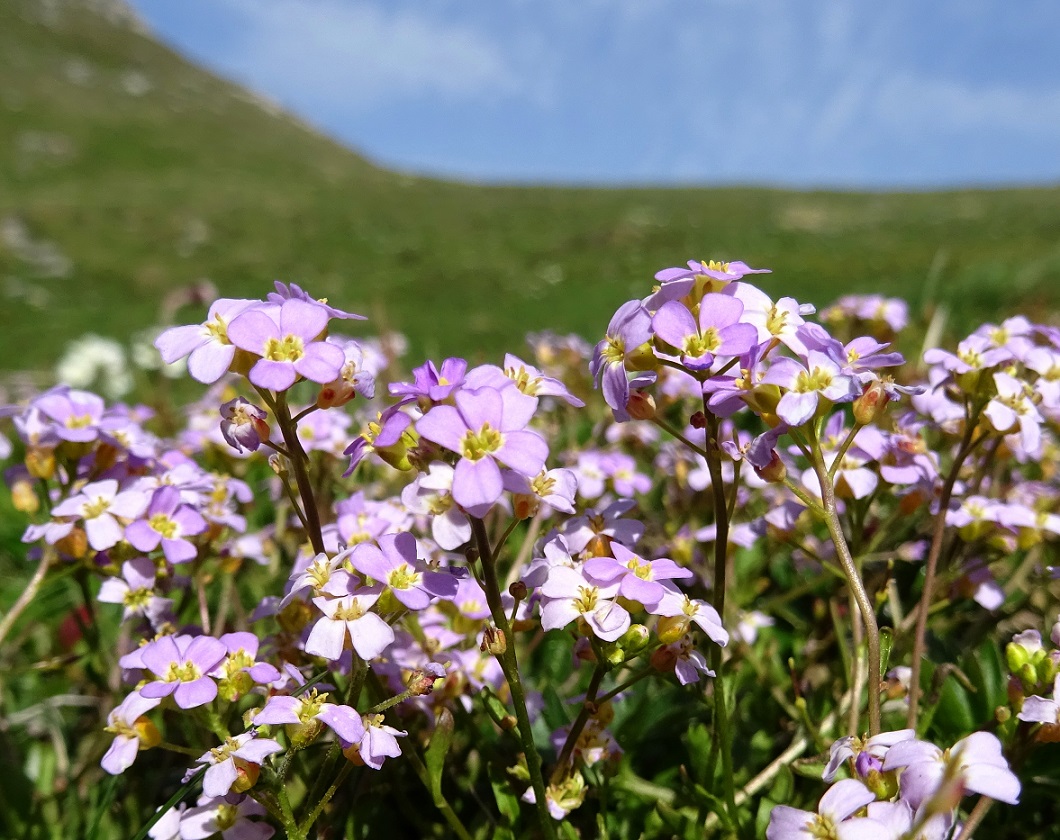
[222,0,521,109]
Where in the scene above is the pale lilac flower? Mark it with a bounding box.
[98,557,170,622]
[647,259,771,308]
[883,731,1020,809]
[357,713,406,770]
[401,464,471,550]
[766,778,876,840]
[193,733,283,797]
[35,388,105,443]
[139,634,228,708]
[728,284,816,355]
[212,632,282,687]
[50,479,148,551]
[652,294,758,370]
[762,351,858,426]
[417,386,548,516]
[389,357,467,407]
[254,691,366,743]
[267,281,365,320]
[155,298,259,384]
[562,498,645,555]
[227,299,345,392]
[652,590,729,646]
[219,397,269,454]
[540,565,630,642]
[583,543,692,608]
[465,354,585,407]
[349,532,457,610]
[306,585,394,661]
[823,729,915,782]
[984,371,1043,454]
[317,337,375,406]
[590,299,653,417]
[101,691,161,774]
[924,334,1011,378]
[125,485,208,563]
[179,793,274,840]
[502,467,578,516]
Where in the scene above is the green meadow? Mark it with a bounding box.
[1,0,1059,380]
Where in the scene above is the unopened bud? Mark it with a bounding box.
[317,380,356,409]
[625,390,656,421]
[584,534,613,558]
[231,758,261,793]
[481,625,507,656]
[753,450,787,483]
[508,581,528,602]
[406,668,442,697]
[512,493,538,520]
[656,615,691,645]
[11,479,39,514]
[56,527,88,559]
[689,411,707,429]
[853,380,890,425]
[133,716,161,750]
[25,447,56,480]
[268,453,289,477]
[627,342,658,372]
[650,644,678,673]
[285,719,324,750]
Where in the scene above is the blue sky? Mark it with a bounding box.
[129,0,1060,188]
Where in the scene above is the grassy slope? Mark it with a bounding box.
[2,0,1059,375]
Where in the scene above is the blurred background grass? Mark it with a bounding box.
[1,0,1059,379]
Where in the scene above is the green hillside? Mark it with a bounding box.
[2,0,1059,377]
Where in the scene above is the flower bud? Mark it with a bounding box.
[11,479,39,514]
[56,527,88,559]
[508,581,528,602]
[220,397,270,454]
[317,379,356,409]
[650,644,678,673]
[853,379,890,425]
[657,615,691,645]
[627,342,659,372]
[406,668,443,697]
[512,493,538,520]
[480,625,507,656]
[133,716,161,750]
[753,450,786,483]
[285,718,324,749]
[625,390,656,421]
[25,447,56,480]
[231,758,261,793]
[689,411,707,429]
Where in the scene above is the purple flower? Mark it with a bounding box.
[35,388,105,443]
[125,485,208,563]
[139,634,228,708]
[562,498,645,555]
[317,337,375,407]
[400,464,472,550]
[255,691,366,744]
[389,357,467,408]
[343,407,414,475]
[465,354,585,407]
[356,714,406,770]
[51,479,149,551]
[583,543,692,608]
[822,729,914,782]
[590,300,653,418]
[651,293,758,370]
[98,557,170,623]
[502,467,578,517]
[883,731,1020,809]
[155,298,259,384]
[1018,674,1060,726]
[984,371,1042,454]
[267,281,365,321]
[306,585,395,660]
[766,778,876,840]
[540,565,631,642]
[179,793,274,840]
[348,532,458,610]
[212,632,282,689]
[417,386,548,517]
[652,591,729,646]
[101,691,161,774]
[219,398,269,454]
[227,299,345,392]
[647,259,771,308]
[193,733,283,797]
[762,351,858,426]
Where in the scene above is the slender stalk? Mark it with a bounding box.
[808,433,881,735]
[471,517,557,840]
[702,412,738,826]
[551,664,607,785]
[259,387,326,555]
[954,797,994,840]
[0,547,53,648]
[827,421,866,483]
[906,414,982,730]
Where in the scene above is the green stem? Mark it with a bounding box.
[471,517,557,840]
[808,432,881,735]
[649,416,709,458]
[260,387,326,555]
[550,663,607,785]
[702,412,738,827]
[906,411,985,730]
[827,421,866,483]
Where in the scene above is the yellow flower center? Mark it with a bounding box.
[149,513,177,538]
[83,495,110,518]
[264,334,305,363]
[531,471,555,497]
[66,413,93,429]
[573,585,600,613]
[163,660,202,683]
[388,563,421,591]
[206,315,230,344]
[794,366,833,394]
[625,555,653,580]
[461,424,503,461]
[335,600,368,621]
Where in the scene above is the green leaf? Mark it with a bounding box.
[425,708,455,800]
[488,762,521,826]
[933,673,976,737]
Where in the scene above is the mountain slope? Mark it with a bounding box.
[2,0,1059,375]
